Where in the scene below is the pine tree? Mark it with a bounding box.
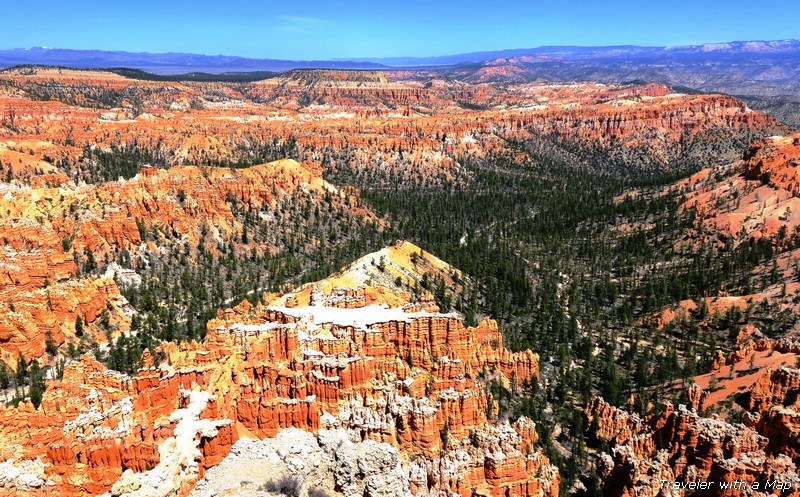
[74,315,85,338]
[709,373,719,391]
[45,330,58,356]
[28,360,45,409]
[15,352,27,386]
[84,248,97,273]
[0,362,9,389]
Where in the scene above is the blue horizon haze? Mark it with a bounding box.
[3,0,799,60]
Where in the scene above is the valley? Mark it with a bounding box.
[0,65,799,497]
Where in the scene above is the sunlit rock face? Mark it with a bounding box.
[0,242,557,497]
[0,68,786,188]
[679,133,800,243]
[586,397,800,497]
[0,155,371,366]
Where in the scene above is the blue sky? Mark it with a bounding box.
[4,0,799,59]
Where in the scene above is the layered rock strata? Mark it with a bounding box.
[0,245,556,497]
[587,397,800,496]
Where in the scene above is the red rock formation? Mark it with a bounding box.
[0,244,554,497]
[0,217,128,364]
[587,397,800,496]
[0,69,784,375]
[680,133,800,243]
[749,367,800,412]
[0,68,785,190]
[743,135,800,194]
[3,68,785,497]
[0,155,376,366]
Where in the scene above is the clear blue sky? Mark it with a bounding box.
[4,0,799,59]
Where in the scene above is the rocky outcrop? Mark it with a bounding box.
[749,367,800,412]
[405,418,559,497]
[680,133,800,243]
[0,155,373,366]
[0,274,127,365]
[320,430,409,497]
[0,244,554,497]
[0,458,47,492]
[743,135,800,195]
[749,406,800,460]
[743,367,800,461]
[0,355,239,496]
[0,68,785,190]
[0,158,349,262]
[191,428,410,497]
[109,390,233,497]
[204,296,540,458]
[587,398,800,496]
[0,214,130,364]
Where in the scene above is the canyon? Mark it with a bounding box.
[0,67,786,370]
[0,68,787,187]
[0,154,373,367]
[0,65,799,497]
[0,241,558,497]
[584,133,800,495]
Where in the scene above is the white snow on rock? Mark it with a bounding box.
[267,304,458,332]
[229,322,285,334]
[103,262,142,288]
[64,393,134,439]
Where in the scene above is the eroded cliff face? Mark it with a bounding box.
[679,133,800,243]
[0,219,129,365]
[0,243,556,497]
[591,298,800,495]
[1,158,349,260]
[0,71,782,365]
[1,68,792,497]
[0,68,786,188]
[655,133,800,416]
[0,157,373,366]
[587,397,800,497]
[743,367,800,462]
[574,132,800,496]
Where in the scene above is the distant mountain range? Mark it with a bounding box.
[0,47,388,74]
[2,40,800,126]
[358,39,800,66]
[3,40,800,73]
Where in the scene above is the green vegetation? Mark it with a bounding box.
[14,102,781,491]
[106,67,278,83]
[341,136,790,493]
[70,128,791,492]
[2,352,47,409]
[260,474,303,497]
[91,186,385,373]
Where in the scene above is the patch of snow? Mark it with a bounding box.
[267,304,458,332]
[64,395,134,439]
[229,322,285,334]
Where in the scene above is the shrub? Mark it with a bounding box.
[307,487,330,497]
[260,474,303,497]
